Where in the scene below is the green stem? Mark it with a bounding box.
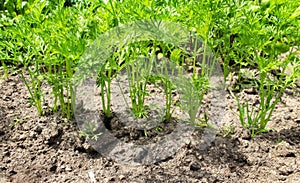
[58,66,65,116]
[99,68,112,118]
[165,80,172,121]
[35,79,42,115]
[100,78,107,116]
[106,69,112,118]
[66,59,74,120]
[1,60,8,80]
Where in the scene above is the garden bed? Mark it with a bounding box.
[1,0,300,182]
[1,71,299,182]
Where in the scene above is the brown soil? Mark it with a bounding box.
[1,71,299,183]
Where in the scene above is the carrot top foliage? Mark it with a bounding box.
[0,0,299,136]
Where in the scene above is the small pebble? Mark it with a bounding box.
[119,175,126,180]
[25,103,31,108]
[22,124,30,131]
[65,166,72,172]
[190,162,201,171]
[284,115,291,120]
[29,131,36,138]
[19,134,27,140]
[109,177,115,181]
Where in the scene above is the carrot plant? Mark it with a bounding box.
[236,53,299,137]
[0,1,49,115]
[146,55,175,122]
[122,43,153,118]
[45,4,87,119]
[96,52,122,118]
[0,0,100,118]
[232,0,300,136]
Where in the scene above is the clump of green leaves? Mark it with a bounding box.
[229,0,300,136]
[78,121,102,140]
[0,0,102,119]
[124,43,153,119]
[237,51,300,137]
